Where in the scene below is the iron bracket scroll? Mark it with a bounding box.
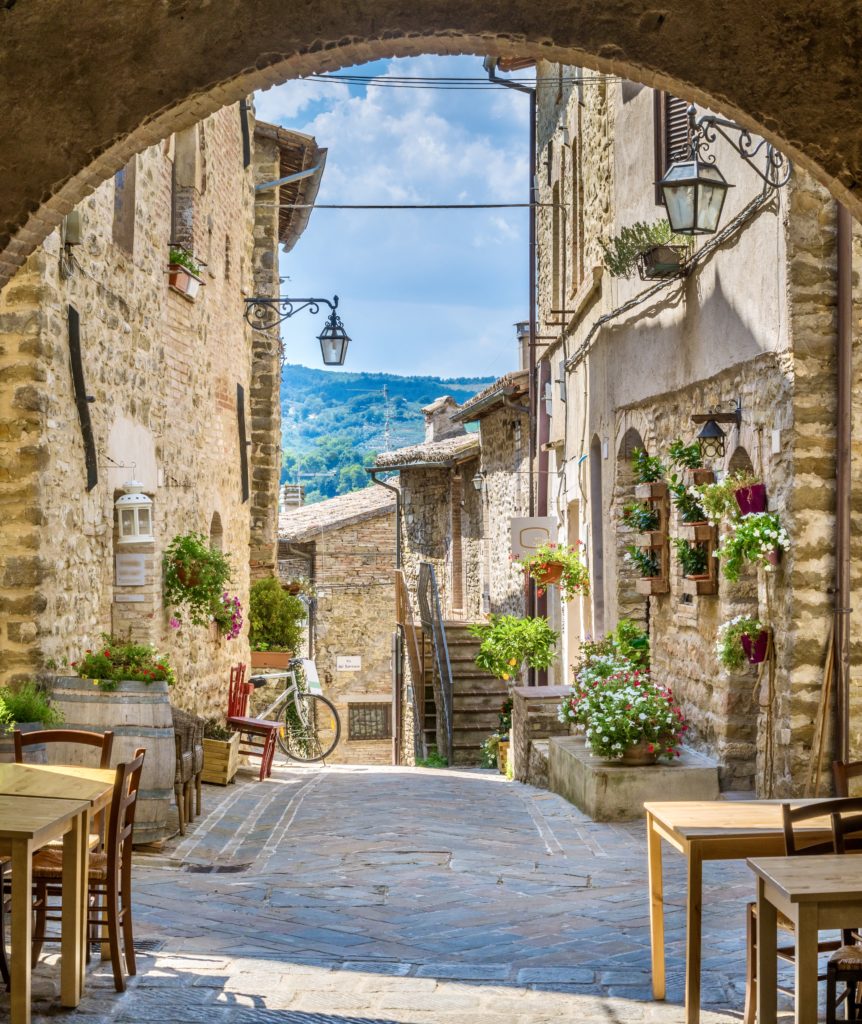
[687,105,792,189]
[244,294,339,331]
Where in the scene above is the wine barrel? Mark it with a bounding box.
[0,722,47,764]
[49,676,176,844]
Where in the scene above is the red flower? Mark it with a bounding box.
[103,650,111,657]
[648,744,655,753]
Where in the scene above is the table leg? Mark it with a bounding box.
[10,838,33,1024]
[756,877,778,1024]
[794,904,818,1024]
[647,811,666,1000]
[684,846,703,1024]
[60,810,87,1007]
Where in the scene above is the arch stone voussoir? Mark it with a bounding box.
[2,1,862,286]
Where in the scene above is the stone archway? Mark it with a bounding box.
[2,2,862,284]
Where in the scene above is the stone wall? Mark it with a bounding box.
[0,104,281,721]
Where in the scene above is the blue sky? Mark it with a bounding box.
[254,55,529,378]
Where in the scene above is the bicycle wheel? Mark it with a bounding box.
[277,692,341,763]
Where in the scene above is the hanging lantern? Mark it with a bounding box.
[697,419,727,459]
[115,481,154,544]
[317,309,351,366]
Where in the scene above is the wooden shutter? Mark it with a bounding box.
[237,383,249,502]
[653,91,691,203]
[67,305,98,491]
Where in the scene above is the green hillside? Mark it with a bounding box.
[281,364,495,504]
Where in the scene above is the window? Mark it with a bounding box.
[348,703,392,741]
[112,157,136,254]
[171,126,202,253]
[653,91,691,204]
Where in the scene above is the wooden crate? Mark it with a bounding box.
[201,733,240,785]
[636,577,670,595]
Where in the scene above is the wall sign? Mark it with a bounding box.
[509,516,559,557]
[336,655,362,672]
[115,553,147,587]
[114,594,145,603]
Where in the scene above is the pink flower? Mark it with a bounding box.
[169,617,181,630]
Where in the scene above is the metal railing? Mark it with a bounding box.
[417,562,454,762]
[394,569,426,761]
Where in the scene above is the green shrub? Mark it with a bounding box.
[248,577,306,652]
[0,681,63,726]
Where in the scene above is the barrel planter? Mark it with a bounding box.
[0,722,46,764]
[50,676,176,845]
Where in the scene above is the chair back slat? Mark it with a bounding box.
[106,748,146,877]
[833,760,862,797]
[14,728,114,768]
[227,664,249,719]
[830,800,862,853]
[783,797,862,855]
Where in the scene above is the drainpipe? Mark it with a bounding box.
[369,469,403,765]
[835,204,852,766]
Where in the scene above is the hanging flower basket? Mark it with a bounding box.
[735,483,767,516]
[741,630,770,664]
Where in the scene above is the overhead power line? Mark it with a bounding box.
[260,202,552,210]
[303,72,621,91]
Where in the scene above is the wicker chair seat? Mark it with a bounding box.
[32,847,109,882]
[829,944,862,969]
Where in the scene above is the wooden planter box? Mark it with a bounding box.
[682,575,718,596]
[636,530,666,549]
[635,482,668,501]
[201,733,240,786]
[250,650,293,670]
[637,243,689,280]
[691,468,715,486]
[636,577,669,595]
[678,522,714,542]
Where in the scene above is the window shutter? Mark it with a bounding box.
[653,91,691,204]
[237,383,249,502]
[67,305,98,491]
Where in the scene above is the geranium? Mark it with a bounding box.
[213,592,243,640]
[715,614,765,671]
[74,633,176,692]
[515,541,590,601]
[714,511,789,581]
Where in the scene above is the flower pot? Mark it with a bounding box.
[286,582,302,595]
[679,522,713,541]
[250,649,293,670]
[168,263,203,300]
[692,469,715,486]
[635,482,668,501]
[201,732,240,786]
[766,549,781,568]
[735,483,767,516]
[618,738,658,766]
[539,563,564,585]
[175,562,202,588]
[682,575,718,596]
[741,630,770,664]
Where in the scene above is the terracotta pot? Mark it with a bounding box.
[766,549,781,567]
[735,483,767,516]
[618,738,658,766]
[175,562,202,588]
[742,630,770,664]
[167,263,202,298]
[286,583,302,595]
[539,563,564,585]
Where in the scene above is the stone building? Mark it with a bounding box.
[278,486,398,765]
[534,62,862,795]
[374,380,530,764]
[0,103,324,718]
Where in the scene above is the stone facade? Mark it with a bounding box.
[536,62,862,796]
[279,487,398,765]
[0,104,319,721]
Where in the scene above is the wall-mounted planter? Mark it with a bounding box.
[635,482,668,501]
[691,469,715,486]
[637,244,689,281]
[682,575,718,596]
[636,530,666,549]
[679,522,713,542]
[636,576,669,595]
[735,483,767,516]
[766,548,781,568]
[168,263,203,300]
[741,630,770,664]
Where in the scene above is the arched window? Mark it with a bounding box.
[728,445,755,476]
[209,512,223,552]
[589,435,605,635]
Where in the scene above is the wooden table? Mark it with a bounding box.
[645,800,833,1024]
[0,763,115,1024]
[748,855,862,1024]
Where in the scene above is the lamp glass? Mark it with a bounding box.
[472,472,483,491]
[115,481,154,544]
[317,314,350,366]
[660,158,730,235]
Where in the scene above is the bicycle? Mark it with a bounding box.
[247,658,341,763]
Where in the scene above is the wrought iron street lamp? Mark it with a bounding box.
[243,294,352,366]
[659,105,792,236]
[691,400,742,460]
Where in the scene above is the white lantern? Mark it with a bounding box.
[115,481,154,544]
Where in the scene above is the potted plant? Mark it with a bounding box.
[285,576,316,600]
[248,576,307,669]
[201,717,240,785]
[164,532,236,635]
[71,634,176,692]
[733,475,768,516]
[573,668,687,764]
[631,448,666,498]
[600,219,689,280]
[0,682,64,762]
[669,473,710,535]
[624,545,669,595]
[673,538,709,579]
[469,614,558,682]
[714,512,790,581]
[715,615,770,670]
[668,438,713,485]
[167,246,204,299]
[621,500,660,535]
[515,541,590,600]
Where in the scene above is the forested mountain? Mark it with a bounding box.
[281,364,495,503]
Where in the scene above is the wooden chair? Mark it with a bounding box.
[834,760,862,797]
[743,798,862,1024]
[30,749,146,992]
[824,805,862,1022]
[170,707,202,834]
[227,663,279,781]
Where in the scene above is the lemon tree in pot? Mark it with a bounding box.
[469,615,558,682]
[248,577,307,670]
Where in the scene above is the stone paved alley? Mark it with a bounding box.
[19,766,781,1023]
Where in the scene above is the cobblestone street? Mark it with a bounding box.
[20,766,773,1023]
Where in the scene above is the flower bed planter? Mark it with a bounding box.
[201,732,240,786]
[741,630,770,664]
[168,263,203,300]
[735,483,767,516]
[636,576,669,595]
[635,482,668,501]
[682,575,718,596]
[250,650,293,671]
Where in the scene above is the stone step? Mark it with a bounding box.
[452,693,508,713]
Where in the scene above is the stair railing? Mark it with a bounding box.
[394,568,426,761]
[417,562,454,762]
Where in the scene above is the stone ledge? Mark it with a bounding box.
[548,735,720,822]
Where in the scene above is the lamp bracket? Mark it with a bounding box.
[687,105,792,189]
[244,294,338,331]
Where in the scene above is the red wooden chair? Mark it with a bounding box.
[227,663,279,781]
